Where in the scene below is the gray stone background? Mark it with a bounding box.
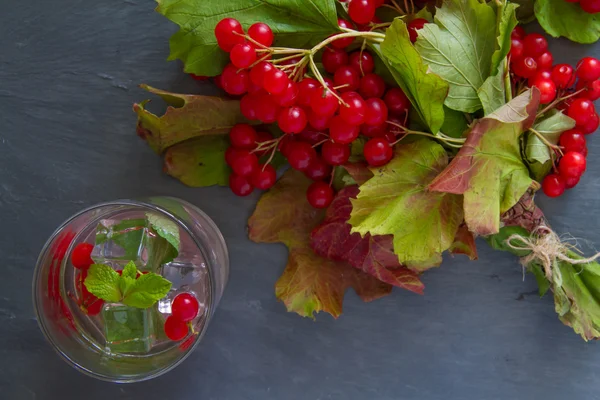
[1,1,600,399]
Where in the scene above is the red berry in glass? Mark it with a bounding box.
[364,98,388,126]
[535,51,553,71]
[348,0,376,25]
[214,18,245,52]
[581,0,600,13]
[331,19,355,49]
[230,43,257,69]
[364,137,393,166]
[551,64,575,89]
[273,81,299,107]
[531,77,557,104]
[523,33,548,57]
[509,38,524,60]
[287,141,317,171]
[560,130,587,154]
[263,68,289,95]
[511,26,526,40]
[171,293,200,322]
[221,63,249,95]
[359,73,386,99]
[559,151,587,179]
[229,124,257,149]
[407,18,428,43]
[310,87,340,116]
[304,157,332,181]
[85,298,104,316]
[297,78,319,107]
[322,141,351,165]
[577,57,600,82]
[322,47,349,74]
[229,174,254,196]
[542,174,565,198]
[307,110,332,130]
[306,181,334,209]
[251,164,277,190]
[384,88,410,116]
[250,61,274,87]
[349,51,375,75]
[248,22,274,47]
[568,98,596,127]
[581,112,599,134]
[230,149,258,177]
[254,92,280,123]
[339,91,366,126]
[334,66,361,93]
[71,243,94,269]
[329,115,360,144]
[278,106,308,134]
[164,315,189,341]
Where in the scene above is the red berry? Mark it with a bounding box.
[339,91,366,126]
[85,298,104,316]
[230,149,258,177]
[334,66,361,92]
[263,68,289,95]
[304,157,332,181]
[407,18,428,43]
[364,137,393,166]
[250,61,274,87]
[581,0,600,13]
[310,87,340,116]
[229,124,257,149]
[322,47,349,74]
[361,122,387,137]
[535,51,553,71]
[577,57,600,81]
[229,174,254,196]
[523,33,548,57]
[511,26,526,40]
[349,51,375,75]
[322,141,351,166]
[164,316,189,341]
[577,79,600,101]
[306,181,334,208]
[225,147,241,166]
[384,88,410,116]
[251,164,277,190]
[215,18,245,52]
[509,38,524,60]
[531,77,557,104]
[71,243,94,269]
[559,151,587,179]
[298,129,324,145]
[551,64,576,89]
[512,56,538,79]
[278,135,295,157]
[364,98,388,126]
[287,141,317,171]
[254,92,280,123]
[542,174,565,198]
[240,94,258,120]
[172,293,200,322]
[348,0,376,25]
[307,110,332,130]
[230,43,257,69]
[329,115,360,143]
[297,78,320,107]
[528,70,551,87]
[560,129,587,153]
[581,112,600,134]
[278,106,308,134]
[568,98,596,127]
[248,23,274,47]
[564,175,580,189]
[359,73,386,99]
[253,131,273,157]
[221,63,249,95]
[273,81,299,107]
[331,19,355,49]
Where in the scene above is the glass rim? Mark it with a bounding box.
[32,197,224,383]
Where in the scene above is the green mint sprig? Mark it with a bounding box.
[84,261,171,308]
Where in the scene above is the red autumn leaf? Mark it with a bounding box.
[449,223,478,260]
[310,186,425,294]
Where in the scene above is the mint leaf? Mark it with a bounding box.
[84,264,122,302]
[103,305,152,353]
[122,273,172,309]
[121,261,138,280]
[377,20,448,134]
[535,0,600,44]
[415,0,497,113]
[95,218,147,261]
[147,212,180,256]
[157,0,339,76]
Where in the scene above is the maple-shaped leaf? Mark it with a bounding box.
[311,186,425,294]
[248,170,391,318]
[133,85,253,153]
[349,139,463,266]
[429,88,540,236]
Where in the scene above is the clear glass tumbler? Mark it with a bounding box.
[32,197,229,382]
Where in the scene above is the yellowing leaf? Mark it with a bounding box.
[349,139,463,265]
[429,89,540,236]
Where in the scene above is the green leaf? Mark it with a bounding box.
[349,139,463,265]
[122,273,172,309]
[164,135,230,187]
[429,89,540,236]
[415,0,497,113]
[84,264,123,303]
[527,159,553,182]
[146,213,180,257]
[377,20,448,134]
[95,219,147,261]
[491,2,519,75]
[479,62,508,116]
[157,0,339,76]
[529,262,551,297]
[535,0,600,44]
[511,0,536,23]
[526,110,576,164]
[484,225,532,257]
[134,85,253,154]
[441,106,469,138]
[121,261,138,280]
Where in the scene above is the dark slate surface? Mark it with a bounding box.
[2,1,600,399]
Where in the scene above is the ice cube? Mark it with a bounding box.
[160,261,206,289]
[91,219,149,269]
[102,304,154,354]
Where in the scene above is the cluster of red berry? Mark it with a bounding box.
[509,27,600,197]
[164,293,200,341]
[213,18,412,209]
[564,0,600,14]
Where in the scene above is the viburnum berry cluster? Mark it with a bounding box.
[213,17,416,209]
[509,26,600,197]
[564,0,600,14]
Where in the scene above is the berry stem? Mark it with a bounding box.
[309,55,348,106]
[536,88,586,118]
[386,120,466,147]
[529,128,563,154]
[310,31,385,56]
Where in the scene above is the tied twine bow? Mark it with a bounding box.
[505,226,600,285]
